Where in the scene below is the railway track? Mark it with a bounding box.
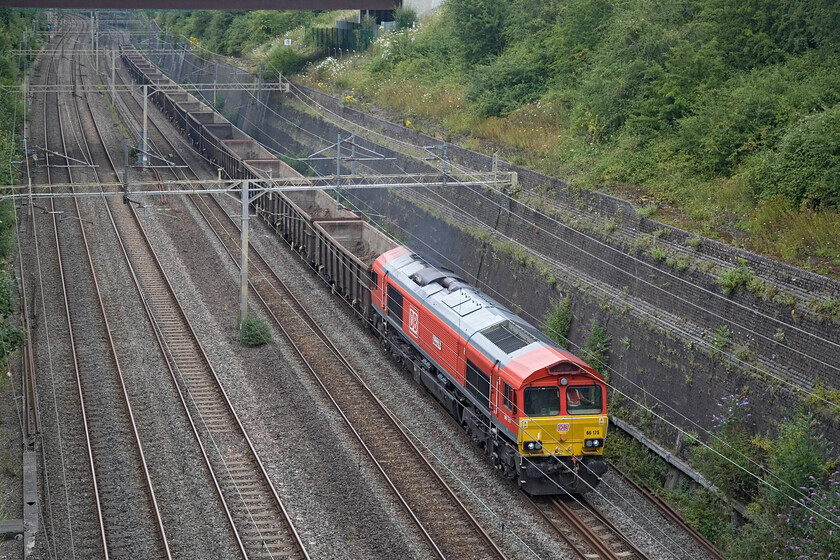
[30,21,170,559]
[23,20,310,559]
[19,18,731,560]
[609,465,728,560]
[31,23,106,559]
[110,47,507,558]
[69,26,311,560]
[197,183,507,560]
[109,40,732,560]
[530,494,649,560]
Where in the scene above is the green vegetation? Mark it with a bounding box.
[0,9,43,370]
[694,393,759,503]
[292,0,840,277]
[152,8,840,555]
[581,316,610,375]
[238,315,272,346]
[712,324,730,351]
[650,244,666,262]
[635,204,657,219]
[716,261,754,295]
[603,428,668,490]
[154,10,355,75]
[393,6,417,31]
[612,399,838,559]
[155,10,328,57]
[544,297,572,348]
[0,269,25,370]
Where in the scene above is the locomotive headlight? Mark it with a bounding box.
[523,441,543,451]
[585,438,603,448]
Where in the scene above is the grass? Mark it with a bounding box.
[716,262,754,295]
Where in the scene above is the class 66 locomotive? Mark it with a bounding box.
[371,247,608,495]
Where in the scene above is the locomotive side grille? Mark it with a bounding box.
[387,284,404,328]
[466,359,491,407]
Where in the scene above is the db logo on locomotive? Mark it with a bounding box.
[408,306,419,337]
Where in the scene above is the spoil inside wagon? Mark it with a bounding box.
[316,221,398,267]
[285,190,357,221]
[244,159,300,180]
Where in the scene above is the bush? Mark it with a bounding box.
[745,103,840,209]
[545,297,573,349]
[694,393,761,504]
[467,46,548,117]
[267,45,307,76]
[581,317,610,374]
[444,0,508,65]
[394,6,417,30]
[765,410,833,511]
[724,410,837,560]
[238,315,272,346]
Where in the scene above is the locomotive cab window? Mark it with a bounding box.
[371,271,379,290]
[523,386,561,417]
[566,385,602,415]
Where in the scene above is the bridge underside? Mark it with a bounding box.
[0,0,396,9]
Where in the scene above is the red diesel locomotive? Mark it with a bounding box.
[371,247,608,495]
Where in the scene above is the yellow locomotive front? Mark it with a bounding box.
[516,381,608,495]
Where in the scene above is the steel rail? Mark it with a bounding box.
[68,34,174,559]
[532,494,650,560]
[75,119,250,558]
[524,495,591,560]
[4,82,290,93]
[609,464,729,560]
[42,26,109,560]
[98,46,310,560]
[29,26,74,560]
[121,177,311,560]
[114,44,510,559]
[576,495,650,559]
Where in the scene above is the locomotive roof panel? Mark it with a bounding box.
[379,248,598,384]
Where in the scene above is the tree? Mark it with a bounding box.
[445,0,508,65]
